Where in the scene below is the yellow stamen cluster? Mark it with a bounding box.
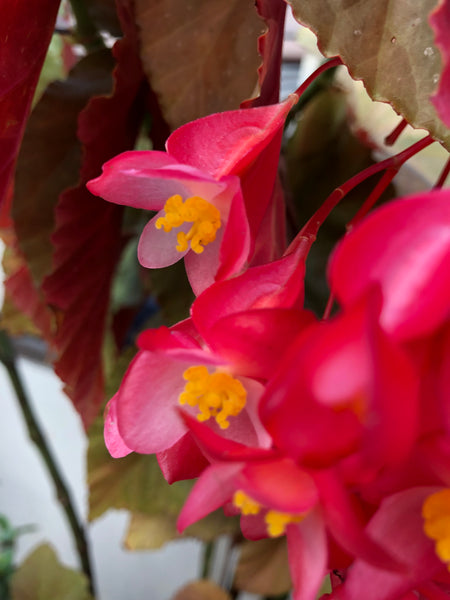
[422,488,450,570]
[155,194,221,254]
[265,510,304,537]
[179,366,246,429]
[233,490,261,515]
[232,491,304,537]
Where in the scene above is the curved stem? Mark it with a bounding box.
[293,57,343,99]
[0,331,96,597]
[298,135,434,242]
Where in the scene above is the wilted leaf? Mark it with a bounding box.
[88,412,239,548]
[42,4,148,428]
[288,0,450,150]
[233,538,291,596]
[134,0,264,128]
[10,544,92,600]
[0,0,60,209]
[171,580,232,600]
[430,0,450,127]
[87,412,190,520]
[124,508,239,551]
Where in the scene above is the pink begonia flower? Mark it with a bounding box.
[259,295,419,479]
[324,487,450,600]
[328,190,450,341]
[177,416,403,600]
[87,157,249,295]
[104,302,314,482]
[87,97,297,294]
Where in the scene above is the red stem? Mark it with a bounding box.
[347,167,398,231]
[384,118,408,146]
[434,155,450,189]
[296,134,434,242]
[293,57,343,98]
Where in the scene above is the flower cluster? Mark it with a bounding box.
[88,88,450,599]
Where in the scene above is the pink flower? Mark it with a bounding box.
[324,487,450,600]
[177,415,402,600]
[328,190,450,342]
[259,295,419,479]
[104,301,314,482]
[87,97,297,294]
[87,155,249,295]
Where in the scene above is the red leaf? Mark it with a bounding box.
[0,0,60,209]
[430,0,450,127]
[42,2,148,428]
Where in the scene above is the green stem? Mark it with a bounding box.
[0,331,96,597]
[68,0,105,51]
[201,540,214,579]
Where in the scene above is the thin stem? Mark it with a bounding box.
[384,118,408,146]
[68,0,105,51]
[346,166,398,230]
[298,135,434,242]
[434,155,450,189]
[0,331,96,597]
[322,292,336,321]
[293,57,343,99]
[201,540,214,579]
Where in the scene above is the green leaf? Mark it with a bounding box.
[10,544,92,600]
[288,0,450,150]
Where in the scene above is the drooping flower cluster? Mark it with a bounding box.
[88,80,450,599]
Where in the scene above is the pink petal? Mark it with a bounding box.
[166,97,297,179]
[329,191,450,340]
[177,462,242,532]
[156,432,209,484]
[207,308,316,379]
[179,411,278,462]
[314,470,405,572]
[88,152,229,211]
[238,458,319,514]
[191,239,309,341]
[335,487,444,600]
[104,394,133,458]
[138,211,190,268]
[116,351,189,453]
[430,1,450,127]
[288,510,328,600]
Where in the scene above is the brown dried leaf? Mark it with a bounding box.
[288,0,450,149]
[171,580,232,600]
[134,0,264,128]
[233,537,291,596]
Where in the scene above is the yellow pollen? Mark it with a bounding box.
[233,491,261,515]
[265,510,304,537]
[233,490,304,537]
[155,194,221,254]
[179,366,247,429]
[422,489,450,570]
